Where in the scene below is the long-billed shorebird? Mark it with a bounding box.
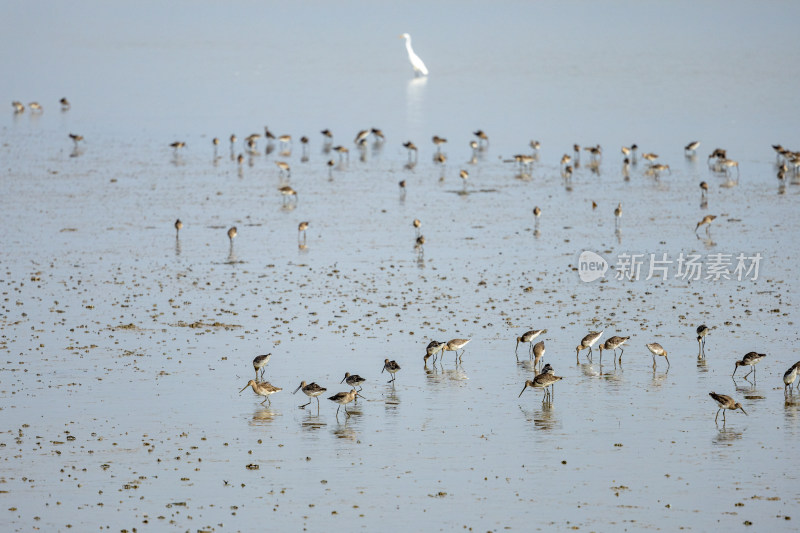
[293,381,327,410]
[599,335,629,364]
[60,97,71,110]
[279,186,298,205]
[443,338,471,363]
[783,363,800,394]
[174,219,183,236]
[515,329,546,358]
[382,359,401,383]
[424,340,445,364]
[696,324,709,357]
[474,130,489,148]
[239,380,281,406]
[328,389,359,418]
[646,343,669,368]
[732,352,766,379]
[614,203,622,228]
[69,133,84,147]
[685,141,700,155]
[413,218,422,237]
[532,341,546,368]
[12,101,24,113]
[518,372,563,402]
[170,141,186,152]
[532,206,541,229]
[576,331,603,361]
[709,392,746,424]
[252,353,271,379]
[403,141,418,161]
[695,214,716,234]
[340,372,366,391]
[298,221,309,244]
[227,226,237,243]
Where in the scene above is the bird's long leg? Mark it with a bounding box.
[665,355,670,368]
[652,354,656,368]
[744,367,753,379]
[299,400,311,409]
[335,406,341,418]
[715,408,720,424]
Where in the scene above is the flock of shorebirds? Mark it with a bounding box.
[14,99,796,425]
[238,324,797,425]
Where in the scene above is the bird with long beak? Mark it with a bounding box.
[709,392,746,424]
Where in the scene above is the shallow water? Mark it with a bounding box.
[2,1,800,531]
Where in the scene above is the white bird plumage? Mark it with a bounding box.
[400,33,428,77]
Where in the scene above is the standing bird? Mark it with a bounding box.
[696,324,709,357]
[424,340,445,364]
[515,329,546,358]
[227,226,237,243]
[614,203,622,228]
[382,359,401,383]
[252,353,271,380]
[709,392,747,424]
[239,380,281,406]
[695,214,716,234]
[576,331,603,361]
[699,181,708,198]
[442,338,471,363]
[459,169,469,189]
[328,389,359,418]
[69,133,84,147]
[293,381,327,410]
[298,221,309,245]
[732,352,766,379]
[174,219,183,236]
[598,335,629,364]
[340,372,366,391]
[532,341,546,369]
[518,373,563,402]
[646,343,669,368]
[399,33,428,77]
[532,206,542,229]
[413,218,422,237]
[783,363,800,394]
[685,141,701,155]
[60,97,71,110]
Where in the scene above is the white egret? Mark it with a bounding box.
[400,33,428,77]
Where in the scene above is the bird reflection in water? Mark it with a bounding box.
[518,404,560,432]
[712,427,743,445]
[250,407,278,426]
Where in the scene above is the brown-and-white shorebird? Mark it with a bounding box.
[279,186,298,204]
[646,342,669,368]
[515,329,546,358]
[252,353,271,379]
[413,218,421,237]
[474,130,489,147]
[695,214,716,234]
[532,340,546,369]
[696,324,709,357]
[708,392,746,424]
[275,161,291,178]
[614,203,622,228]
[340,372,366,391]
[424,340,445,364]
[227,226,237,243]
[12,101,24,113]
[69,133,84,147]
[783,363,800,394]
[298,221,309,244]
[732,352,766,379]
[60,97,71,110]
[293,381,327,410]
[518,372,563,402]
[576,331,603,361]
[598,335,629,364]
[174,219,183,236]
[239,380,281,406]
[442,338,471,363]
[382,359,401,383]
[170,141,186,152]
[328,389,359,418]
[685,141,700,155]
